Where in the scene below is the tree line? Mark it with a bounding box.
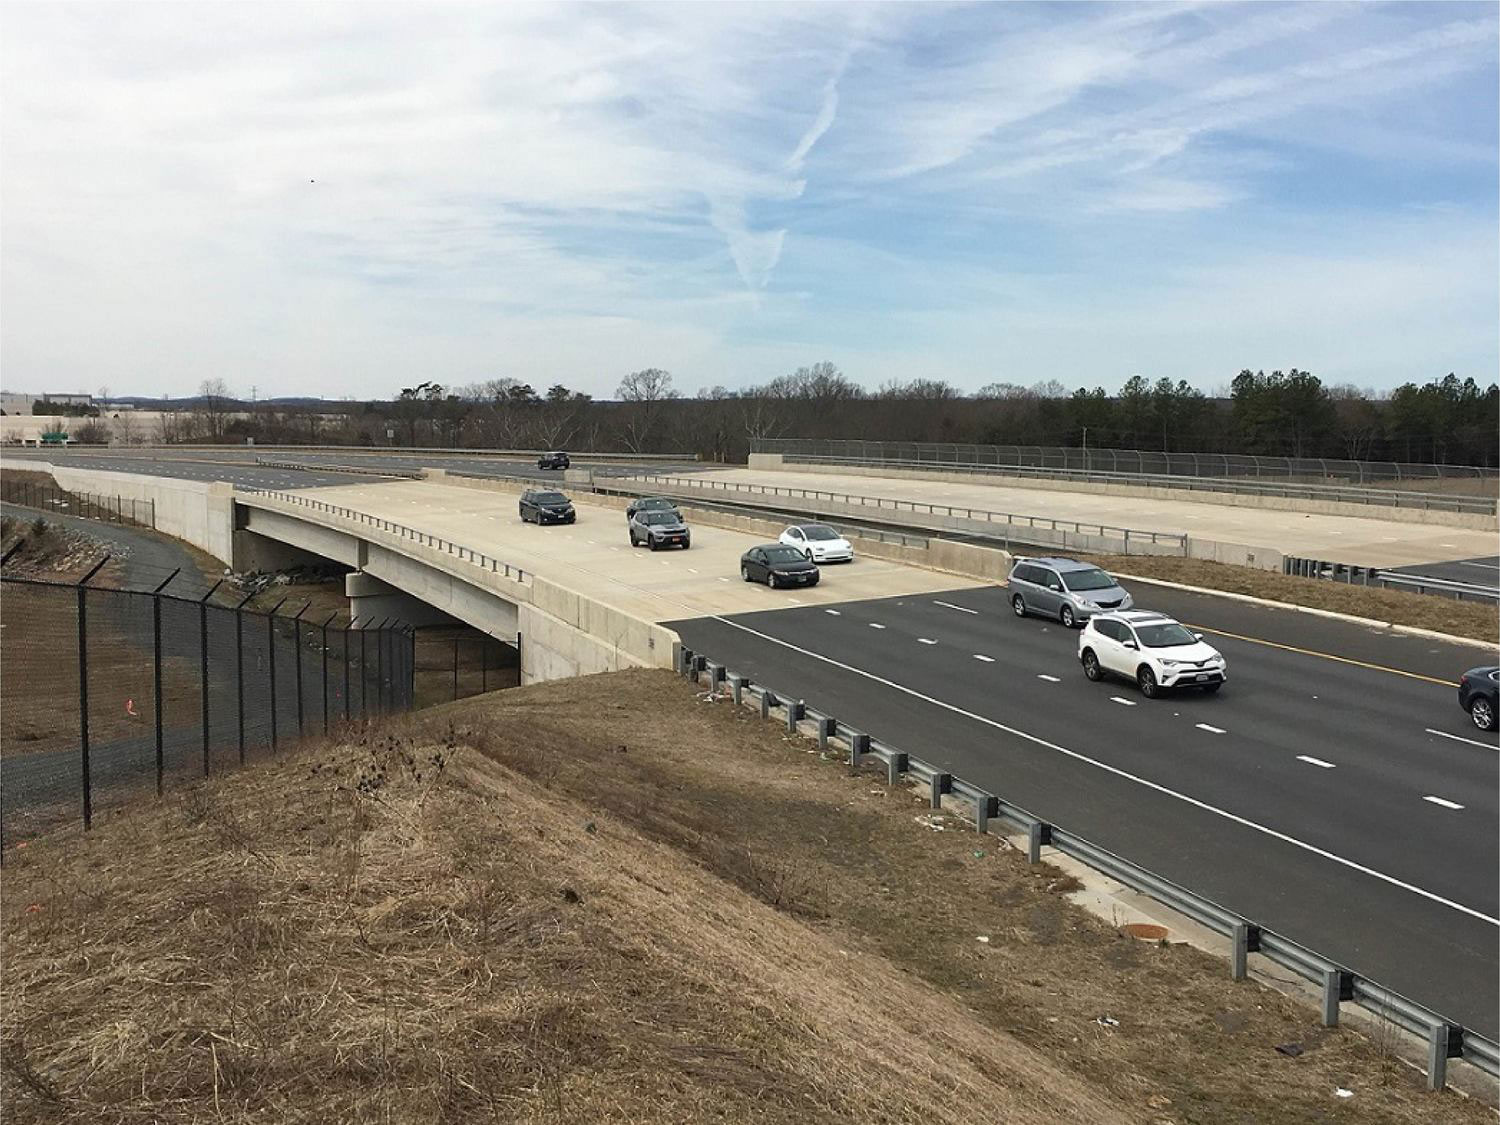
[79,366,1500,467]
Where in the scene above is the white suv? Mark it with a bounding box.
[1078,611,1227,698]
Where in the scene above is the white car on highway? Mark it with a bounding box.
[779,523,854,563]
[1078,610,1227,698]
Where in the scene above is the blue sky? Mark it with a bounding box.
[2,1,1495,399]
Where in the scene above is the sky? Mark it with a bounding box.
[2,1,1496,401]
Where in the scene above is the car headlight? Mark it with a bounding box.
[1160,659,1179,668]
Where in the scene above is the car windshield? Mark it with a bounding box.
[534,492,567,504]
[764,546,805,563]
[640,498,672,510]
[641,512,678,525]
[800,524,840,541]
[1061,567,1115,592]
[1135,622,1197,648]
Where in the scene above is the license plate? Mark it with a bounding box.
[1196,674,1208,682]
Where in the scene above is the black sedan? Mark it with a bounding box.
[741,544,819,589]
[519,488,575,524]
[537,451,570,470]
[1458,666,1498,731]
[629,510,690,550]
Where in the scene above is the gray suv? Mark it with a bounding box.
[1008,557,1132,628]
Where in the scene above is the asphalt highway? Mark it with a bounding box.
[670,581,1499,1037]
[1391,555,1500,591]
[1,448,707,488]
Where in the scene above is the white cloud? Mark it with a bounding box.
[0,2,1493,398]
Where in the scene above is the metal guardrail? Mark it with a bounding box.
[755,437,1499,485]
[772,454,1498,517]
[609,472,1189,554]
[675,645,1498,1091]
[238,489,530,584]
[254,457,423,479]
[1283,556,1499,604]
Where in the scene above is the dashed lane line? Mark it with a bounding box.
[1424,795,1465,810]
[1297,755,1336,769]
[933,600,978,615]
[1037,674,1060,683]
[1109,696,1136,706]
[973,654,995,662]
[918,638,937,645]
[1195,723,1226,734]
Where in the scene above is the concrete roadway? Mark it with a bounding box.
[680,466,1499,570]
[670,587,1499,1037]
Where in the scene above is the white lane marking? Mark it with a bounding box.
[787,599,803,605]
[934,600,978,615]
[1037,674,1060,682]
[1424,795,1465,810]
[1196,723,1226,734]
[1439,543,1458,548]
[1297,755,1336,769]
[1109,696,1136,706]
[717,577,730,583]
[706,614,1500,927]
[919,638,938,645]
[973,653,994,662]
[1460,561,1500,571]
[869,622,886,630]
[688,568,699,573]
[1424,728,1498,751]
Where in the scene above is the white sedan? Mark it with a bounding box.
[779,523,854,563]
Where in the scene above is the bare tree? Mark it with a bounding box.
[616,368,676,452]
[198,378,232,442]
[111,411,141,446]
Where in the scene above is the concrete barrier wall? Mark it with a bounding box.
[35,461,236,561]
[750,456,1498,531]
[1186,539,1283,571]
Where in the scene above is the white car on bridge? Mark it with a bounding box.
[779,523,854,563]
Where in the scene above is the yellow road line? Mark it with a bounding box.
[1186,624,1456,687]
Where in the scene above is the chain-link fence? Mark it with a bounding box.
[0,478,156,527]
[753,437,1498,485]
[0,574,415,843]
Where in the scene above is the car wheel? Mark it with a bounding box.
[1060,605,1076,629]
[649,539,659,551]
[742,565,752,583]
[1011,594,1026,618]
[1472,696,1497,731]
[1202,682,1223,695]
[1081,649,1103,681]
[1137,666,1159,698]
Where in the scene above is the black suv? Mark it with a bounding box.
[629,509,690,550]
[625,496,679,520]
[537,451,570,470]
[519,489,575,524]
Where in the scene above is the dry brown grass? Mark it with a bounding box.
[3,670,1491,1123]
[1087,554,1498,643]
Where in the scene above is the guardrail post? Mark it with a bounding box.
[691,654,706,682]
[678,646,693,677]
[1027,821,1053,863]
[706,662,725,691]
[848,732,869,766]
[785,699,805,732]
[974,793,998,834]
[1427,1023,1451,1090]
[760,689,777,719]
[1320,969,1353,1027]
[885,751,908,786]
[1230,922,1261,980]
[929,772,950,808]
[816,716,836,750]
[729,674,746,704]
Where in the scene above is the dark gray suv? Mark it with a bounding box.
[1008,557,1132,628]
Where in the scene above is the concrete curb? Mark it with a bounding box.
[1112,571,1496,652]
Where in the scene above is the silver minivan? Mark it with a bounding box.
[1007,557,1132,628]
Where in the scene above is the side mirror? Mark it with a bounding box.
[1194,632,1204,641]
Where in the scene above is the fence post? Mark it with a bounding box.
[376,620,389,714]
[236,593,253,764]
[293,603,309,735]
[343,620,353,721]
[267,596,288,752]
[150,569,180,795]
[453,637,460,701]
[321,613,336,734]
[359,625,369,718]
[76,555,110,831]
[198,580,224,777]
